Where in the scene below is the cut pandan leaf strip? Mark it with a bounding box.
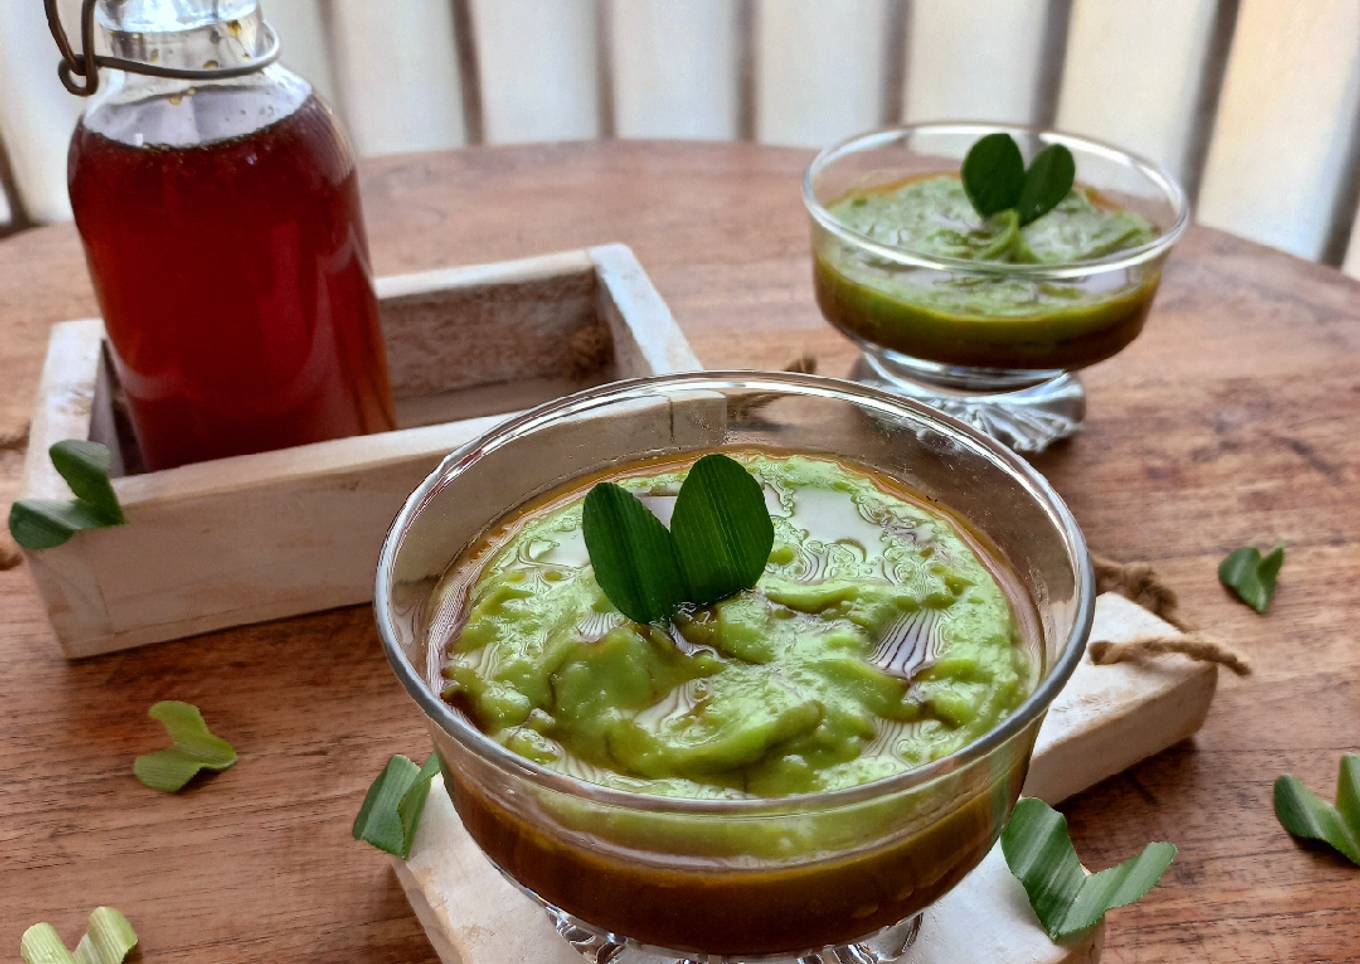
[670,454,775,606]
[582,482,685,623]
[21,907,137,964]
[353,754,443,859]
[1002,797,1176,939]
[582,453,775,623]
[73,907,138,964]
[133,701,237,793]
[1274,754,1360,866]
[20,923,74,964]
[1219,543,1284,613]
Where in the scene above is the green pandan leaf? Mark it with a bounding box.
[1016,143,1076,226]
[582,454,774,623]
[49,441,124,523]
[353,754,443,859]
[670,454,775,607]
[962,132,1025,218]
[1219,543,1284,613]
[9,441,125,549]
[133,701,237,793]
[582,482,686,623]
[21,907,137,964]
[1002,797,1177,939]
[1274,754,1360,866]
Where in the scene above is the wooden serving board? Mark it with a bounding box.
[17,244,699,658]
[395,592,1218,963]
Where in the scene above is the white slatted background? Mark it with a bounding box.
[3,0,1360,278]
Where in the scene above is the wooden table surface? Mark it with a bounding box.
[1,141,1356,962]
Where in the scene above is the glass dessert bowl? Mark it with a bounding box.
[804,123,1188,453]
[376,372,1094,963]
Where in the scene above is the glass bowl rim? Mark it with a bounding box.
[374,371,1096,815]
[802,120,1190,280]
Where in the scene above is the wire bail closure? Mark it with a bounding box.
[45,0,280,97]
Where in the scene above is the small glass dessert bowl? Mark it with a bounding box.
[804,122,1189,453]
[376,372,1094,963]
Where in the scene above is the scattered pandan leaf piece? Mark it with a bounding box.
[21,906,137,964]
[582,453,774,623]
[8,441,125,549]
[1274,753,1360,866]
[1219,543,1284,613]
[133,701,237,792]
[1001,797,1177,940]
[353,754,442,859]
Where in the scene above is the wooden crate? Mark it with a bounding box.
[18,244,700,658]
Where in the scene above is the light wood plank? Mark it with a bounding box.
[471,0,601,144]
[904,0,1050,125]
[1056,0,1218,184]
[1197,0,1360,260]
[328,0,466,156]
[609,0,739,140]
[755,0,890,147]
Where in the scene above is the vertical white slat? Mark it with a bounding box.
[904,0,1050,124]
[0,162,13,226]
[471,0,600,144]
[329,0,466,156]
[0,0,86,223]
[1056,1,1219,183]
[1197,0,1360,261]
[610,0,739,140]
[264,0,338,108]
[1345,206,1360,279]
[755,0,889,147]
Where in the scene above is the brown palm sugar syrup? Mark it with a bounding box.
[68,94,394,471]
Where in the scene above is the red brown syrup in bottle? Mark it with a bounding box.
[68,94,395,471]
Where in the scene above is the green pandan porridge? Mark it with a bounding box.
[814,174,1162,370]
[437,450,1036,800]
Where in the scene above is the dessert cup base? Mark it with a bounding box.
[541,900,924,963]
[851,352,1085,454]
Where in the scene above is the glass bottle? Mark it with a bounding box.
[64,0,395,471]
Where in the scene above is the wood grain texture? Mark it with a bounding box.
[0,141,1356,961]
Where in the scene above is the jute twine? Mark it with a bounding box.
[1089,551,1251,675]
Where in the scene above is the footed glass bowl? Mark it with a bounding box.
[375,372,1094,962]
[804,123,1188,453]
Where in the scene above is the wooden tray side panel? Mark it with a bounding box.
[19,319,115,645]
[591,243,702,376]
[379,250,600,399]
